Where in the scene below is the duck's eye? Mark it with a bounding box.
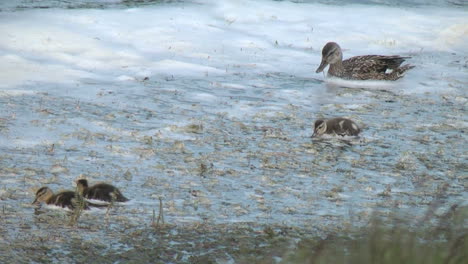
[325,49,336,57]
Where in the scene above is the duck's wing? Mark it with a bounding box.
[86,183,128,202]
[328,118,360,136]
[52,191,78,209]
[343,55,411,80]
[85,184,113,202]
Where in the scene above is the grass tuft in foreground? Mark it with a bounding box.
[283,205,467,264]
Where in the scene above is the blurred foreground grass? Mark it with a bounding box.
[281,205,467,264]
[2,204,466,263]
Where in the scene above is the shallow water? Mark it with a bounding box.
[0,0,467,261]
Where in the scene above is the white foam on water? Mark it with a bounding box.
[326,77,402,90]
[190,92,218,101]
[0,1,465,95]
[0,89,37,97]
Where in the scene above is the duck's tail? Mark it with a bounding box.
[390,64,415,80]
[114,189,130,202]
[116,196,129,202]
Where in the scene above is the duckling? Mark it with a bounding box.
[76,179,129,203]
[32,186,88,210]
[313,117,361,137]
[316,42,414,80]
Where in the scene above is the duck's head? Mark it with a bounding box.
[312,119,327,137]
[316,42,343,73]
[32,187,53,205]
[76,179,89,193]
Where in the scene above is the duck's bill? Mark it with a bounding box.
[32,198,38,205]
[316,60,328,73]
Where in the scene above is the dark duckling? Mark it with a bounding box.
[313,117,361,137]
[32,186,89,210]
[316,42,414,80]
[76,179,129,203]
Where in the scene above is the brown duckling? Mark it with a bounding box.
[316,42,414,80]
[32,186,89,210]
[313,117,361,137]
[76,179,129,203]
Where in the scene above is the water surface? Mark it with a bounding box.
[0,0,466,261]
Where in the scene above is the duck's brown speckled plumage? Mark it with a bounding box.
[316,42,414,80]
[313,117,361,137]
[32,186,89,210]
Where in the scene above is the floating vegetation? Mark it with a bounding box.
[151,197,165,230]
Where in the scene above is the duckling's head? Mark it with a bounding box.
[312,119,327,137]
[316,42,343,73]
[32,187,53,205]
[76,179,89,193]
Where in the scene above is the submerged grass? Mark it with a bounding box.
[151,196,165,229]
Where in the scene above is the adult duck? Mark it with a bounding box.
[316,42,414,80]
